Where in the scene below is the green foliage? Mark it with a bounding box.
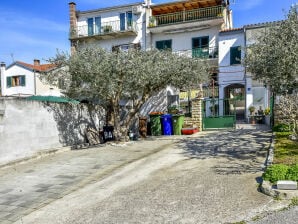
[285,164,298,181]
[273,124,292,132]
[275,132,292,138]
[274,131,298,165]
[290,197,298,206]
[263,164,289,183]
[263,164,298,183]
[244,5,298,94]
[44,47,210,140]
[264,107,270,115]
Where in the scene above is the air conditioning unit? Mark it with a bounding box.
[132,5,142,14]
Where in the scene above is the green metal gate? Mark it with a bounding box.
[202,98,243,130]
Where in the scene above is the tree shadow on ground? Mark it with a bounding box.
[176,129,272,175]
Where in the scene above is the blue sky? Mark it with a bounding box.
[0,0,296,65]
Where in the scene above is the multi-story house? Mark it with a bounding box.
[0,60,61,97]
[69,0,232,113]
[218,28,246,120]
[217,22,273,123]
[69,1,146,52]
[145,0,232,115]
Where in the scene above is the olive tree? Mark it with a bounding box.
[244,5,298,94]
[44,47,210,141]
[276,93,298,134]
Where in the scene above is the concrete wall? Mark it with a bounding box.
[0,98,104,166]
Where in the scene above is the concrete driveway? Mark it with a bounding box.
[0,128,291,224]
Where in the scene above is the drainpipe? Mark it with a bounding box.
[34,70,37,95]
[243,27,248,120]
[0,62,6,96]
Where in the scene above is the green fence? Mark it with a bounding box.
[202,98,240,130]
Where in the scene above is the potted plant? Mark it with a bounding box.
[248,106,256,124]
[248,106,255,115]
[264,107,270,125]
[103,25,112,33]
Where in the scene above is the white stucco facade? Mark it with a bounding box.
[73,3,146,51]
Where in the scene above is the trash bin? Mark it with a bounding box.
[172,114,185,135]
[139,116,147,138]
[150,115,162,136]
[161,114,173,135]
[103,125,114,141]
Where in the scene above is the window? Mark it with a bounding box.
[230,46,241,65]
[7,75,26,88]
[192,36,209,58]
[156,40,172,51]
[94,17,101,34]
[88,18,94,36]
[126,11,132,27]
[88,17,101,35]
[112,43,141,52]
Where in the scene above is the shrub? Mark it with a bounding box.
[273,124,291,132]
[263,164,289,183]
[275,132,292,138]
[285,164,298,181]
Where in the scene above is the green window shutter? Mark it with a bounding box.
[164,40,172,50]
[7,77,12,88]
[20,75,26,86]
[230,46,241,65]
[156,40,163,50]
[156,40,172,50]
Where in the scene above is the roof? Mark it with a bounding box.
[77,2,143,15]
[243,20,282,29]
[219,27,243,35]
[7,61,56,72]
[151,0,224,15]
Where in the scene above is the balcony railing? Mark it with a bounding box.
[173,46,218,59]
[70,20,136,39]
[149,5,223,27]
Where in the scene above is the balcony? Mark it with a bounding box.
[174,46,218,59]
[69,20,137,40]
[148,6,223,33]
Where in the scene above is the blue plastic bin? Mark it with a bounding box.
[161,114,173,135]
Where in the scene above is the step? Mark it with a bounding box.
[277,180,297,190]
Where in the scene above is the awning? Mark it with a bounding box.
[26,95,80,104]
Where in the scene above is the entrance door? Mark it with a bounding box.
[224,84,245,120]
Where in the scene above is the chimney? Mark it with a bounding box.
[69,2,77,55]
[34,59,40,67]
[69,2,77,32]
[0,62,5,68]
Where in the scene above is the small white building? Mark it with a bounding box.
[217,23,272,122]
[218,28,248,120]
[0,59,61,97]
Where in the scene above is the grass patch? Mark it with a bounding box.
[273,132,298,165]
[290,197,298,206]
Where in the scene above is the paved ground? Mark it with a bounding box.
[0,127,293,224]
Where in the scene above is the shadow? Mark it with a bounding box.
[176,129,272,175]
[44,102,105,146]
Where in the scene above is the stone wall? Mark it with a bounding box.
[0,97,104,166]
[183,98,203,131]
